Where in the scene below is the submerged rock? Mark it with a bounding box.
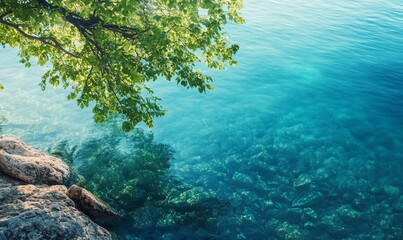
[274,221,309,240]
[232,172,254,188]
[0,136,112,240]
[0,136,70,185]
[67,184,121,227]
[292,192,324,208]
[293,174,312,189]
[383,185,401,199]
[336,205,362,223]
[303,208,318,221]
[318,214,348,236]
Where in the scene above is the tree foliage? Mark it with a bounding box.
[0,0,244,130]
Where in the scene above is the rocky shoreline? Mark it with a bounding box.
[0,136,117,240]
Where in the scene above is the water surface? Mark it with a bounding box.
[1,0,403,239]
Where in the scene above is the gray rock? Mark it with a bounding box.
[293,174,312,189]
[0,176,112,240]
[232,172,254,188]
[292,192,324,208]
[0,136,112,240]
[336,205,362,223]
[0,136,70,185]
[67,184,121,227]
[303,208,318,220]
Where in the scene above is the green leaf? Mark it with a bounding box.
[122,121,133,132]
[0,0,244,130]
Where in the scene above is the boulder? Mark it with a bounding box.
[67,184,121,227]
[0,175,112,240]
[292,192,324,208]
[0,136,70,185]
[0,136,113,240]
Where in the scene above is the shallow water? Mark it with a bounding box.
[1,0,403,239]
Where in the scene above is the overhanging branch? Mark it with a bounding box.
[0,10,80,58]
[37,0,149,40]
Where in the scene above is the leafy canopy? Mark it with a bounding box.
[0,0,244,130]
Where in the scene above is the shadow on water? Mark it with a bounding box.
[0,116,6,134]
[48,121,231,240]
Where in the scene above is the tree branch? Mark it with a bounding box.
[0,11,80,58]
[0,10,12,19]
[37,0,149,40]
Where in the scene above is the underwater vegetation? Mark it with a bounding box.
[49,123,231,239]
[48,105,403,240]
[73,128,172,212]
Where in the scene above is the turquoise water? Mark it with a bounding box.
[1,0,403,239]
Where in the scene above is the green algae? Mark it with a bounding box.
[50,123,231,239]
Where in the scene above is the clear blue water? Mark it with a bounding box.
[1,0,403,239]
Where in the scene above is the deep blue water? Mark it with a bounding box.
[1,0,403,239]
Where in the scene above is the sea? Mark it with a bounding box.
[1,0,402,239]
